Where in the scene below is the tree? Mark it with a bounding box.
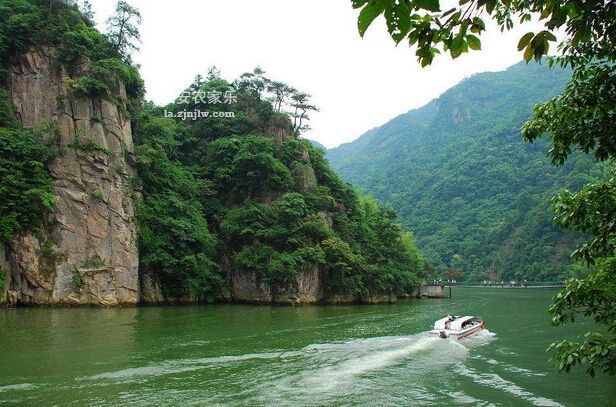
[237,67,269,99]
[443,268,462,282]
[351,0,615,375]
[206,66,221,81]
[134,109,220,298]
[450,254,464,273]
[267,81,296,112]
[63,0,94,21]
[233,67,318,136]
[290,91,318,136]
[106,0,141,61]
[193,74,204,88]
[78,0,94,22]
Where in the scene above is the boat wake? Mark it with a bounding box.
[276,334,469,393]
[38,330,564,406]
[458,328,496,347]
[81,351,304,381]
[299,334,453,385]
[81,331,475,384]
[71,332,487,405]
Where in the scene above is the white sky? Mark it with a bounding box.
[89,0,543,148]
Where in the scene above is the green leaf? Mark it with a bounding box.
[471,17,486,33]
[485,0,497,14]
[530,33,547,60]
[543,30,557,42]
[415,0,441,13]
[517,32,534,51]
[523,43,533,61]
[385,4,412,43]
[466,34,481,50]
[358,2,385,37]
[450,34,465,58]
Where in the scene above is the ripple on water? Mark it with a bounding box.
[0,383,37,392]
[80,351,303,381]
[455,364,564,407]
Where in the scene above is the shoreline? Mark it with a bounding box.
[452,285,563,289]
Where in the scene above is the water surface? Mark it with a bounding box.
[1,288,614,406]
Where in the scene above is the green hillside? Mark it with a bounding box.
[327,61,606,282]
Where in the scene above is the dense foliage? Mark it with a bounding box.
[133,110,220,297]
[352,0,614,67]
[0,125,54,243]
[133,71,426,299]
[523,55,616,379]
[328,61,602,282]
[0,0,144,104]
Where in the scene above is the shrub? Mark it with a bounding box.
[0,128,54,243]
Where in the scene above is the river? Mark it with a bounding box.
[0,288,614,406]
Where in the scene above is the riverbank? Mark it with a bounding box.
[0,292,404,308]
[454,285,564,289]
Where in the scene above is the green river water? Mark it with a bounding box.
[1,288,614,406]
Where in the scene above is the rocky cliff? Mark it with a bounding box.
[3,47,139,306]
[1,47,408,307]
[228,265,324,305]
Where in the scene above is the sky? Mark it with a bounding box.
[89,0,544,148]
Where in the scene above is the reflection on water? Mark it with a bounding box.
[0,289,615,406]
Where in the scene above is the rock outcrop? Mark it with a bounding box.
[0,48,398,307]
[229,265,324,305]
[3,47,138,306]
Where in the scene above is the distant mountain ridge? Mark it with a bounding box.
[327,61,603,281]
[307,139,326,151]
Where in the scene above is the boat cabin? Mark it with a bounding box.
[433,315,479,331]
[450,316,475,330]
[433,315,461,330]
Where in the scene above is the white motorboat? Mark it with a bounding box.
[428,315,485,340]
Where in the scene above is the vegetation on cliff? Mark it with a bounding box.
[134,70,427,300]
[0,0,143,243]
[0,125,54,243]
[0,0,426,301]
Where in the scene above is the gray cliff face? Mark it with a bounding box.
[229,265,324,305]
[4,47,139,306]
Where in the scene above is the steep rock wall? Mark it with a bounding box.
[229,265,324,305]
[4,47,138,306]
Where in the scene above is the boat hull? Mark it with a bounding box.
[429,324,483,340]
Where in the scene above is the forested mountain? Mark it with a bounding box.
[327,62,606,282]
